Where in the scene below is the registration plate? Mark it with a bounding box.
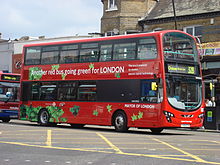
[181,124,190,128]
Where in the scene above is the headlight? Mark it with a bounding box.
[198,113,204,118]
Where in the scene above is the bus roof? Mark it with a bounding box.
[0,71,20,76]
[23,30,190,48]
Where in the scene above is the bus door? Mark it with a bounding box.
[139,79,162,123]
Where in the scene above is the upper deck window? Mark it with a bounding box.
[25,47,41,65]
[137,38,157,60]
[60,45,79,63]
[41,46,59,64]
[163,32,198,62]
[24,36,158,65]
[100,44,112,61]
[80,43,99,62]
[113,43,136,61]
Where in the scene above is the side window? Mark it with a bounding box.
[41,46,59,64]
[25,47,41,65]
[137,38,157,60]
[100,44,112,61]
[113,42,136,61]
[60,45,79,63]
[57,82,77,101]
[77,81,96,101]
[80,43,99,62]
[40,82,57,100]
[31,82,40,100]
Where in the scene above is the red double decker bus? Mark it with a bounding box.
[20,30,204,133]
[0,71,20,122]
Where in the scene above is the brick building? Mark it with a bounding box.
[101,0,157,35]
[101,0,220,99]
[138,0,220,43]
[101,0,220,42]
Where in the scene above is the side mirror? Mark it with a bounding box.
[151,82,158,91]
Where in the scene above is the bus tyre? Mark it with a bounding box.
[38,109,50,126]
[150,128,163,134]
[2,118,10,123]
[70,124,85,128]
[114,111,128,132]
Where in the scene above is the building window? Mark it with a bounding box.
[184,25,203,42]
[107,0,117,11]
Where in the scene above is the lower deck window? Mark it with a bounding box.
[23,79,161,103]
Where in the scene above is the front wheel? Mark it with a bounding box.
[113,111,128,132]
[38,109,50,126]
[150,128,163,134]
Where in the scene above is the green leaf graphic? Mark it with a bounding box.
[131,111,144,121]
[70,105,80,116]
[138,112,143,119]
[115,73,121,78]
[62,73,66,80]
[20,105,65,123]
[51,64,60,70]
[131,114,138,121]
[93,110,99,116]
[107,104,112,112]
[60,118,67,122]
[46,106,64,122]
[29,67,43,80]
[89,63,94,69]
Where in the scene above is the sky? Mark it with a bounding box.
[0,0,103,40]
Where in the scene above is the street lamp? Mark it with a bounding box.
[171,0,177,30]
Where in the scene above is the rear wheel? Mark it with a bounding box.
[38,109,50,126]
[150,128,163,134]
[113,111,128,132]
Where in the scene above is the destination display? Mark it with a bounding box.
[167,63,196,75]
[1,74,20,81]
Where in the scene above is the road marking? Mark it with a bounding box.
[1,140,220,164]
[96,133,123,154]
[189,140,220,144]
[46,130,52,147]
[25,160,31,162]
[211,141,220,144]
[45,160,51,163]
[151,138,207,163]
